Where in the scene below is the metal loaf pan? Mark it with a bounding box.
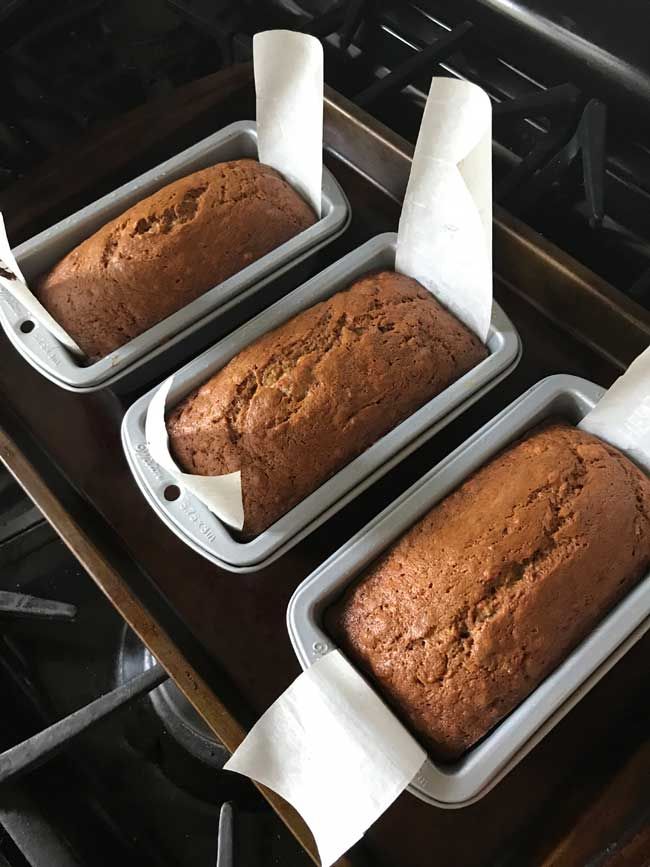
[122,232,521,572]
[287,374,650,807]
[0,120,350,392]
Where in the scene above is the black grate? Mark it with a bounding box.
[307,0,650,302]
[155,0,650,305]
[2,0,650,306]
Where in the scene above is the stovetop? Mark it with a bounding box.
[2,0,650,306]
[0,473,310,867]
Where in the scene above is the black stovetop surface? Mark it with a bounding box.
[2,0,650,303]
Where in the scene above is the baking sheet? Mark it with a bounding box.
[4,73,648,867]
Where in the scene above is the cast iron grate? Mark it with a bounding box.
[2,0,650,305]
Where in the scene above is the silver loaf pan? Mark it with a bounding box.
[122,232,522,572]
[0,120,350,392]
[287,374,650,808]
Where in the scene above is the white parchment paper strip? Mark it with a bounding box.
[254,30,323,216]
[580,345,650,473]
[145,376,245,530]
[0,212,83,355]
[225,650,426,867]
[396,77,493,342]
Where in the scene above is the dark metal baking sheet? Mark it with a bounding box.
[0,71,649,867]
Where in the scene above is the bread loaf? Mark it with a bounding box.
[36,159,316,359]
[167,270,487,536]
[329,421,650,761]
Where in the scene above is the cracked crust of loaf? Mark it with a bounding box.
[166,270,487,536]
[34,159,316,359]
[327,421,650,761]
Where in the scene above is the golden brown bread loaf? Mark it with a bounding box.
[35,159,316,359]
[328,422,650,761]
[166,270,487,536]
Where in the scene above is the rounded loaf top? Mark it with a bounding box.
[328,421,650,761]
[166,269,487,537]
[35,159,316,360]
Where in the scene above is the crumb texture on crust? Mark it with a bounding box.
[166,270,487,536]
[328,422,650,761]
[35,159,316,359]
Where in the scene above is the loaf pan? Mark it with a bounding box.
[122,232,521,572]
[287,374,650,807]
[0,120,350,392]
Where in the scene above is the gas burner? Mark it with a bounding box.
[117,625,229,771]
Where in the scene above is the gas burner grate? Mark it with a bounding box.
[169,0,650,306]
[313,1,647,300]
[2,0,650,308]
